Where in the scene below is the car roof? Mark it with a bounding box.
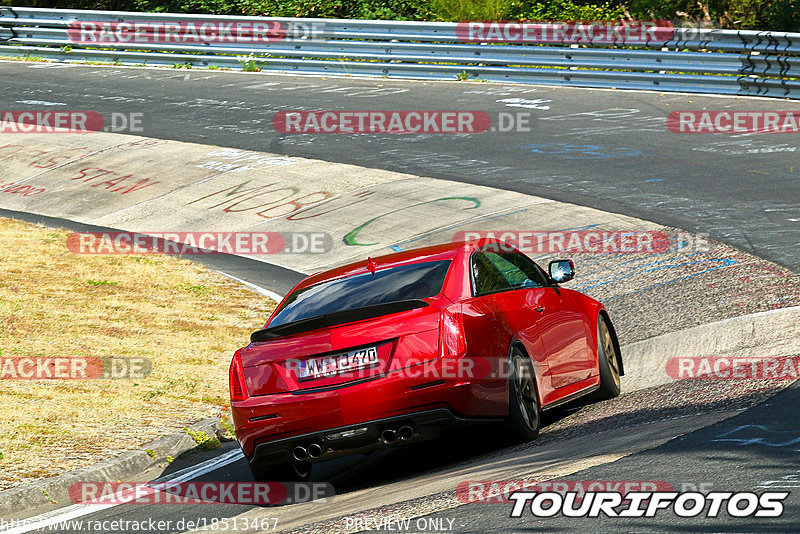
[293,237,507,292]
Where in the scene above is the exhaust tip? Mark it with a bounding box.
[307,442,324,458]
[381,429,397,443]
[292,445,308,461]
[398,426,414,440]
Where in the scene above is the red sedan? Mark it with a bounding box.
[229,239,623,481]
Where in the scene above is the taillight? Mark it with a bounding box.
[439,306,467,358]
[229,349,248,401]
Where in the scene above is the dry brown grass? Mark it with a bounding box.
[0,218,275,490]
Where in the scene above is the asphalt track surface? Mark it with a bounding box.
[1,62,799,273]
[418,380,800,533]
[1,62,799,533]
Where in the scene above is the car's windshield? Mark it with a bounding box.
[268,260,452,328]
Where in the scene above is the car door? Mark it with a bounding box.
[476,249,592,391]
[503,252,593,389]
[464,249,553,401]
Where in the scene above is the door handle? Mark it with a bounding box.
[533,306,545,313]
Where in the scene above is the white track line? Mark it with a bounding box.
[0,449,244,534]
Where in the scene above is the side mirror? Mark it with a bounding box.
[549,260,575,283]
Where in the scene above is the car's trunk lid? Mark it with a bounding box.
[240,301,440,395]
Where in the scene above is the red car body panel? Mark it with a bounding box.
[230,239,614,462]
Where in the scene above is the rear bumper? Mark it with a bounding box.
[232,358,508,462]
[248,408,495,467]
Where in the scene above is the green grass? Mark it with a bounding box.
[0,217,274,490]
[185,429,222,451]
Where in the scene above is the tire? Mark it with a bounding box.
[504,348,541,441]
[594,315,621,400]
[248,459,312,482]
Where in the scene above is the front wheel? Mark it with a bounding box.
[504,349,541,441]
[594,315,621,400]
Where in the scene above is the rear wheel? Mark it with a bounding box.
[504,348,541,441]
[594,315,621,400]
[248,459,311,482]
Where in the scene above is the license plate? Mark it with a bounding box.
[298,347,379,380]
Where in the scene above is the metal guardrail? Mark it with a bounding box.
[1,6,799,99]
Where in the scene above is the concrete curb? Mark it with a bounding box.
[0,417,231,517]
[622,306,800,392]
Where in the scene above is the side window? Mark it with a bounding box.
[471,252,512,296]
[471,250,548,296]
[503,251,550,287]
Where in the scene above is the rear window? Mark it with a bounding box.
[268,260,452,328]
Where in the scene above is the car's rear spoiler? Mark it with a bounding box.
[250,299,430,342]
